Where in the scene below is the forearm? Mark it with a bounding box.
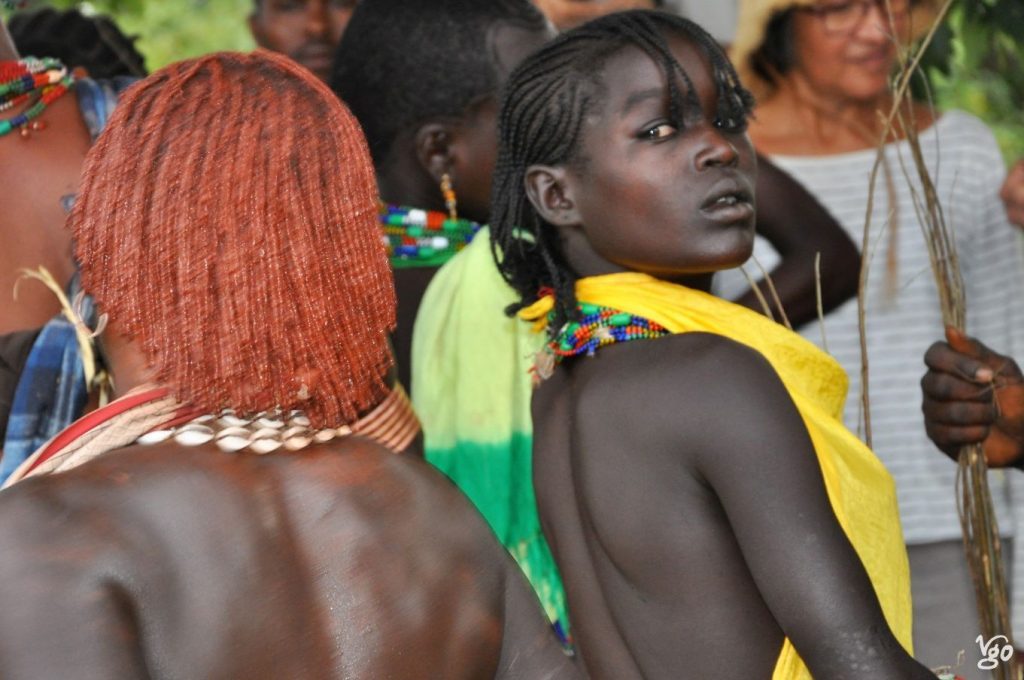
[733,242,858,329]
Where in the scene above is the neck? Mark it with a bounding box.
[377,156,447,215]
[98,325,159,400]
[564,229,716,295]
[772,75,892,146]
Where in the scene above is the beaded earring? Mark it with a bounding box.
[440,172,458,220]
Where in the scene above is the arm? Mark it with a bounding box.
[495,552,581,680]
[734,156,860,329]
[1001,160,1024,229]
[921,326,1024,467]
[658,336,931,678]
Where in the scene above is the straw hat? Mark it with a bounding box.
[730,0,940,101]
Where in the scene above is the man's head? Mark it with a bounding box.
[491,10,755,329]
[8,7,147,78]
[249,0,356,82]
[71,51,395,427]
[331,0,553,224]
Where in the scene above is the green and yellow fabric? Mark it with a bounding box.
[411,228,568,637]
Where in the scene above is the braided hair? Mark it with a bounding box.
[72,51,395,427]
[330,0,547,169]
[490,10,754,333]
[8,7,147,78]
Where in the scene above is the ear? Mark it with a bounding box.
[524,164,580,227]
[413,122,458,185]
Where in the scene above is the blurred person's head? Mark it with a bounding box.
[532,0,664,31]
[8,7,146,77]
[71,50,395,427]
[249,0,356,82]
[331,0,554,224]
[732,0,938,104]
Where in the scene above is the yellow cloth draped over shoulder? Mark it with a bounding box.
[520,272,914,680]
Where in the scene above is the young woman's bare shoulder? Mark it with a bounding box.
[569,331,799,451]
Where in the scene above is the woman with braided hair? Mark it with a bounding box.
[0,50,579,680]
[492,10,936,678]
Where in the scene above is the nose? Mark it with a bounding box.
[855,3,892,43]
[306,0,329,37]
[695,127,739,171]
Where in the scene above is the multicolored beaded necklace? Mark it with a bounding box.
[380,203,481,269]
[0,57,75,138]
[531,300,670,383]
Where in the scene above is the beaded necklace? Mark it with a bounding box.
[380,203,481,269]
[532,301,670,383]
[0,57,75,138]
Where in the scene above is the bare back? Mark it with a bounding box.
[532,332,934,679]
[0,439,579,679]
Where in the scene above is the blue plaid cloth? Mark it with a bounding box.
[0,78,134,483]
[0,288,95,482]
[73,76,137,142]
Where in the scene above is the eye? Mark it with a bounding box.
[714,116,749,134]
[639,123,678,141]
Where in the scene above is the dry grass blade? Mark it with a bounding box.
[867,1,1016,676]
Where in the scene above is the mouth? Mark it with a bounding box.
[700,180,754,224]
[849,49,892,68]
[295,45,335,73]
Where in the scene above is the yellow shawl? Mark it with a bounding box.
[521,273,913,680]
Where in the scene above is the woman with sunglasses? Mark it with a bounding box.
[723,1,1024,675]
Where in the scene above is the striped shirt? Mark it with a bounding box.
[715,110,1024,546]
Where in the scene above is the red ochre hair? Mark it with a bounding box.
[71,50,396,428]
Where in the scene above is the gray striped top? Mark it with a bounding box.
[715,110,1024,546]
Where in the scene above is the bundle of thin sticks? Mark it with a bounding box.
[859,2,1018,677]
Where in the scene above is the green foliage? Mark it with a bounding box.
[6,0,256,71]
[920,0,1024,162]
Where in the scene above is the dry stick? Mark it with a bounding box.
[879,1,1016,675]
[750,254,792,330]
[739,265,775,322]
[814,252,829,355]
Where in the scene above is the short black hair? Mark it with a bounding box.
[750,9,798,90]
[490,10,754,332]
[8,7,147,79]
[330,0,548,168]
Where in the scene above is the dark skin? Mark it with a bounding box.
[0,23,93,334]
[922,326,1024,468]
[526,33,934,678]
[0,313,574,677]
[526,3,860,327]
[376,21,554,392]
[0,442,579,679]
[249,0,356,83]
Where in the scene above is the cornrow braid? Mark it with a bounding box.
[71,51,396,428]
[490,10,754,333]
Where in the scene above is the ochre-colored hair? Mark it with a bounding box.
[71,50,396,428]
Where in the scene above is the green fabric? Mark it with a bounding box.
[411,229,568,631]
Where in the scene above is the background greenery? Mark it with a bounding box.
[921,0,1024,162]
[4,0,1023,160]
[13,0,256,68]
